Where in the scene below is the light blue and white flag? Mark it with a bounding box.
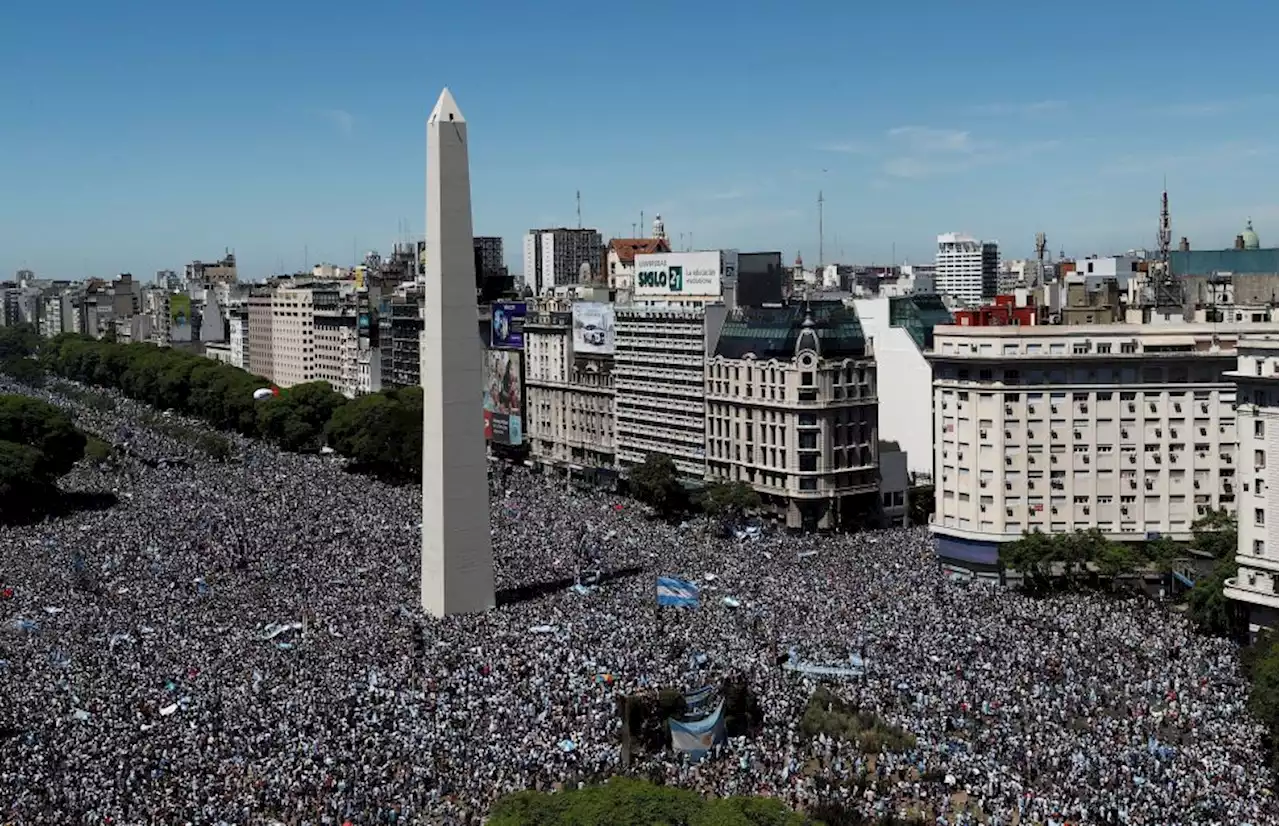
[656,576,699,608]
[669,701,727,761]
[683,684,716,711]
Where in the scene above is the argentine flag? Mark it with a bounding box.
[656,576,700,608]
[669,701,727,760]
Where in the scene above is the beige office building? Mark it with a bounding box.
[524,305,616,474]
[706,304,881,530]
[929,322,1275,573]
[1223,335,1279,635]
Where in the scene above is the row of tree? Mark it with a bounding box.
[1,328,426,480]
[628,453,763,524]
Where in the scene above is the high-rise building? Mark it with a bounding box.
[269,287,318,387]
[935,233,998,307]
[523,228,604,295]
[614,303,726,477]
[706,303,881,530]
[928,322,1275,578]
[421,88,494,617]
[246,289,275,381]
[473,236,504,277]
[1224,335,1279,635]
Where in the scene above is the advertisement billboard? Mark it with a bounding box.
[482,349,524,446]
[633,250,723,297]
[490,301,526,349]
[572,301,616,355]
[169,293,192,343]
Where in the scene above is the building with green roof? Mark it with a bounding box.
[706,302,888,531]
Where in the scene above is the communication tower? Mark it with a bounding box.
[1034,232,1048,287]
[1153,185,1183,308]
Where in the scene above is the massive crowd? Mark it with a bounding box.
[0,379,1274,826]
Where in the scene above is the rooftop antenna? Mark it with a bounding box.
[631,223,637,237]
[1034,232,1048,287]
[679,232,685,250]
[640,211,645,238]
[576,191,582,229]
[1153,178,1182,308]
[817,190,825,270]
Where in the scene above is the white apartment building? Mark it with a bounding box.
[705,304,881,530]
[929,322,1275,574]
[1223,335,1279,634]
[615,303,726,478]
[524,307,616,473]
[935,233,998,307]
[269,287,317,387]
[852,295,954,479]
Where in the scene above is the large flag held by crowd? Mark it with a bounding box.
[656,576,699,608]
[669,700,728,761]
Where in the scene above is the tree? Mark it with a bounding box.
[488,778,812,826]
[907,484,935,527]
[1191,508,1237,560]
[1242,634,1278,769]
[324,389,422,480]
[701,481,761,523]
[0,395,87,521]
[1186,556,1238,636]
[256,381,347,452]
[629,454,685,516]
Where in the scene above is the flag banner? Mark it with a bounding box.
[669,701,727,761]
[782,651,867,679]
[683,684,716,711]
[656,576,699,608]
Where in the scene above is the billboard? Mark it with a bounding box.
[490,301,526,349]
[169,293,192,343]
[483,349,524,446]
[634,250,723,297]
[572,301,616,355]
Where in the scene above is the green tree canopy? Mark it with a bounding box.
[0,394,87,479]
[701,481,762,521]
[256,381,348,452]
[0,394,88,521]
[629,454,685,516]
[1186,556,1237,636]
[1191,508,1237,559]
[489,778,813,826]
[324,387,422,479]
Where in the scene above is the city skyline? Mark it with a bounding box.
[1,0,1276,280]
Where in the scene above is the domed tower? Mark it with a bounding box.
[652,213,667,241]
[1242,219,1261,251]
[795,305,820,359]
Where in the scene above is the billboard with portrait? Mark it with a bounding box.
[490,301,526,349]
[633,250,723,297]
[572,301,615,355]
[169,293,192,343]
[482,349,524,446]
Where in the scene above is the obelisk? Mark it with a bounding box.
[421,87,495,617]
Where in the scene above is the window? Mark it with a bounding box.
[1256,450,1266,469]
[799,455,817,472]
[1256,508,1265,527]
[1096,343,1112,354]
[1120,342,1137,354]
[1256,420,1266,438]
[801,371,814,386]
[1255,540,1266,555]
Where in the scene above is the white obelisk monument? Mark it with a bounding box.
[421,87,495,617]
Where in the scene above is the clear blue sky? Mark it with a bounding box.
[1,0,1276,281]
